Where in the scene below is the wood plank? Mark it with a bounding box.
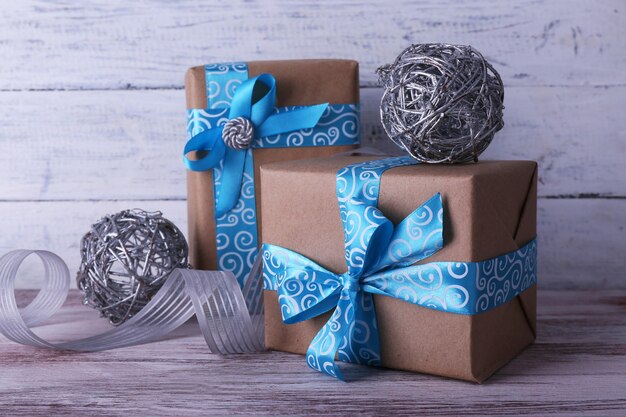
[0,289,625,416]
[0,88,187,201]
[1,199,624,289]
[0,201,187,290]
[1,1,624,90]
[1,86,624,201]
[538,199,626,289]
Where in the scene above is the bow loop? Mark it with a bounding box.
[341,204,395,278]
[182,127,226,172]
[358,212,395,277]
[228,73,276,124]
[264,244,342,325]
[373,192,444,272]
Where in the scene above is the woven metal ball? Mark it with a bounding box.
[76,209,188,325]
[377,43,505,163]
[222,116,255,150]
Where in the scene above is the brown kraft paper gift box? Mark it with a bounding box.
[261,156,538,382]
[185,60,359,270]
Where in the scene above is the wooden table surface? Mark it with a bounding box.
[1,289,625,416]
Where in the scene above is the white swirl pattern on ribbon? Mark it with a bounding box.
[187,108,229,138]
[213,148,258,283]
[256,104,360,147]
[336,157,418,274]
[187,63,361,288]
[474,239,537,313]
[262,156,538,379]
[205,62,247,109]
[264,239,537,315]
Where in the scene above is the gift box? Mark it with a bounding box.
[184,60,360,285]
[261,156,537,382]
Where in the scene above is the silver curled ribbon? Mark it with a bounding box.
[0,249,264,353]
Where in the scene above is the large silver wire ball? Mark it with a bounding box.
[76,209,188,325]
[377,44,504,163]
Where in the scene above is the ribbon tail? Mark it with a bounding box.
[338,292,381,367]
[214,147,250,217]
[305,290,354,380]
[257,103,328,138]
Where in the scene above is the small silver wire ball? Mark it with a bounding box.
[222,116,255,150]
[76,209,188,325]
[377,44,505,163]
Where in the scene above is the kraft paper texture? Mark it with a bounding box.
[261,156,538,382]
[185,60,359,270]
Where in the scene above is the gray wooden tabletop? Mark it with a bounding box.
[1,289,625,416]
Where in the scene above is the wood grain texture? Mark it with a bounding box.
[1,0,623,89]
[0,200,187,289]
[0,289,625,416]
[1,87,624,200]
[1,199,624,290]
[0,2,624,291]
[1,4,624,415]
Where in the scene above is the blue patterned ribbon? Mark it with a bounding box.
[262,156,537,380]
[185,63,360,286]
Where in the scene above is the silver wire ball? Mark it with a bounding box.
[76,209,188,325]
[377,44,505,163]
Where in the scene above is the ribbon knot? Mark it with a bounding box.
[183,73,329,217]
[341,272,360,293]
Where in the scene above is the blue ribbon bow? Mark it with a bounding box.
[262,156,537,380]
[184,73,328,217]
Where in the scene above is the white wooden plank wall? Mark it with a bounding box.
[0,1,624,288]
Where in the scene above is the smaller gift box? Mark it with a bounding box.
[184,60,360,287]
[260,156,537,382]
